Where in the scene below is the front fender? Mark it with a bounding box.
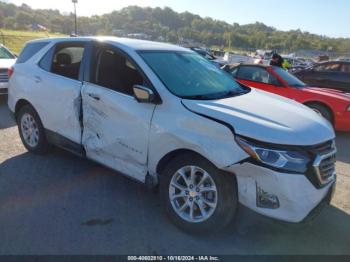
[148,103,248,176]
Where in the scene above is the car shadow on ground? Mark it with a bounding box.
[0,149,349,255]
[0,95,16,130]
[336,132,350,164]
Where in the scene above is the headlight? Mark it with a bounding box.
[236,136,310,173]
[347,105,350,112]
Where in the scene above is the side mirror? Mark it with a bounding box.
[132,85,155,103]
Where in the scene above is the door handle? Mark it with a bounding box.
[88,93,100,101]
[34,76,41,83]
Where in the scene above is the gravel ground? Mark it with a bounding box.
[0,95,349,255]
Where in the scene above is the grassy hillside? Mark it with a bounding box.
[0,29,67,54]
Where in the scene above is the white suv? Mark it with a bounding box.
[0,44,16,95]
[8,37,337,233]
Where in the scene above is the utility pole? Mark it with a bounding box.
[72,0,78,35]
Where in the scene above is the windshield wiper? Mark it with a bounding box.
[183,89,248,100]
[182,94,215,100]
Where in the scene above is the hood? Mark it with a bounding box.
[304,87,350,100]
[0,59,16,69]
[182,88,335,146]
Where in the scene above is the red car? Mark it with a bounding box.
[225,64,350,132]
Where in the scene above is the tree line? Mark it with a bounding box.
[0,2,349,53]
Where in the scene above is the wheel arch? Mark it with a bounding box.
[156,149,209,176]
[303,100,335,124]
[15,99,34,118]
[156,149,237,185]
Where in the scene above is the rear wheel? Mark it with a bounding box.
[160,153,237,234]
[17,105,48,154]
[307,103,333,124]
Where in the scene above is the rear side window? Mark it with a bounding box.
[16,42,49,64]
[39,42,85,80]
[237,66,280,85]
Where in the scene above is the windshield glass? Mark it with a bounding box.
[273,66,306,87]
[140,51,249,100]
[0,46,15,59]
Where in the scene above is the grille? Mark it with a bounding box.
[319,153,336,180]
[311,140,336,186]
[0,68,9,83]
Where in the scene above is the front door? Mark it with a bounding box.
[81,44,156,181]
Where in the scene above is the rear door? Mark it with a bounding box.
[81,43,156,181]
[34,41,87,144]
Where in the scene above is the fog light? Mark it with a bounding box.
[256,184,280,209]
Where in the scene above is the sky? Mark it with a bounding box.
[4,0,350,38]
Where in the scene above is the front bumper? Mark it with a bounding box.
[226,162,335,223]
[335,111,350,132]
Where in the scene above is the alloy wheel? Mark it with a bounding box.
[169,165,218,223]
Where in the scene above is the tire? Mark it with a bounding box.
[17,104,48,154]
[160,153,237,234]
[307,103,333,124]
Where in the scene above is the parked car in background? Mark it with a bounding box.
[190,47,227,67]
[254,55,270,65]
[8,37,336,233]
[223,52,254,64]
[254,49,275,65]
[336,57,350,62]
[282,56,314,68]
[0,44,17,95]
[224,63,350,131]
[293,61,350,93]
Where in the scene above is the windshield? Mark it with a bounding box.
[140,51,249,100]
[0,46,15,59]
[273,66,306,87]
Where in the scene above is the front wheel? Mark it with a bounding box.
[160,153,237,234]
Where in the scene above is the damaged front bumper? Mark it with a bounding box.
[226,162,335,223]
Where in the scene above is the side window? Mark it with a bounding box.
[313,64,326,72]
[93,48,144,95]
[40,42,85,80]
[237,66,280,85]
[340,64,350,73]
[16,42,49,64]
[314,63,340,72]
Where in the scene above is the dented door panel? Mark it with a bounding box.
[32,66,83,143]
[81,82,156,182]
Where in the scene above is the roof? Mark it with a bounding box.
[27,36,190,52]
